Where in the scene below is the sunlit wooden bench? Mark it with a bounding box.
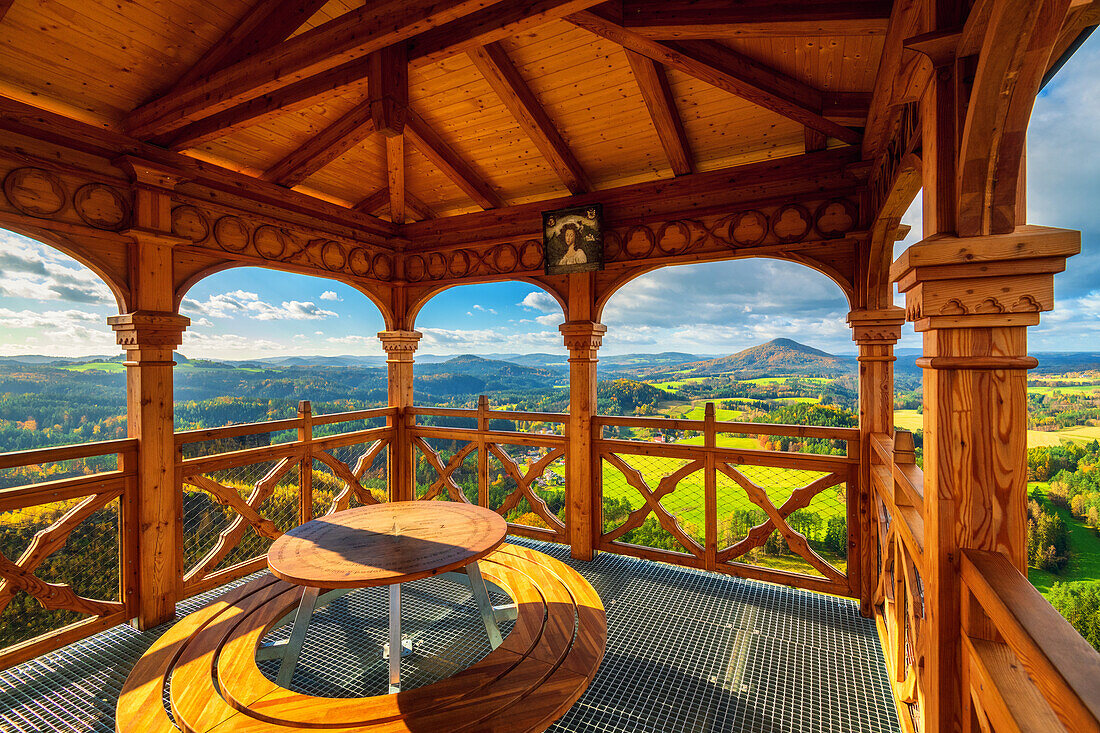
[116,543,606,733]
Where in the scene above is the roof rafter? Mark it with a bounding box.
[623,49,693,176]
[567,10,862,145]
[405,109,503,210]
[620,0,893,39]
[262,102,376,187]
[354,187,436,222]
[126,0,493,139]
[468,42,591,194]
[169,0,331,92]
[387,134,406,224]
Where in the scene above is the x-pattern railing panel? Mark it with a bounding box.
[316,438,390,514]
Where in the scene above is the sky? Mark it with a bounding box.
[2,37,1099,360]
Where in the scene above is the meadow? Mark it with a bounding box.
[1027,482,1100,595]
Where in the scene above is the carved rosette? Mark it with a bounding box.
[559,321,606,360]
[377,330,423,363]
[107,311,190,353]
[890,227,1080,332]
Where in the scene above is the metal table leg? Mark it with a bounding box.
[466,561,504,649]
[388,583,401,693]
[276,585,321,687]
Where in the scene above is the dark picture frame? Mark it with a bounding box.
[543,203,603,275]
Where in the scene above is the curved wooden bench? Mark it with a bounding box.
[116,543,606,733]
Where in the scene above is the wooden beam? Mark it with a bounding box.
[804,127,828,153]
[369,45,409,137]
[404,146,861,248]
[170,0,331,92]
[156,0,608,149]
[862,0,924,161]
[405,109,503,210]
[387,134,405,224]
[567,11,862,145]
[126,0,493,139]
[623,49,692,176]
[354,188,390,215]
[0,0,15,24]
[262,102,376,187]
[405,191,437,221]
[620,0,893,39]
[468,42,590,194]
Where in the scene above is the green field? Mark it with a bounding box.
[678,405,744,421]
[894,409,1100,447]
[63,362,125,373]
[1027,483,1100,596]
[740,376,829,386]
[1028,383,1100,396]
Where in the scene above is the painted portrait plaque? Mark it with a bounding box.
[543,204,603,275]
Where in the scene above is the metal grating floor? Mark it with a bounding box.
[0,538,899,733]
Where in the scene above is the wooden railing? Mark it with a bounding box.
[408,397,569,544]
[595,404,860,597]
[868,429,926,733]
[0,438,137,669]
[174,403,395,598]
[961,549,1100,732]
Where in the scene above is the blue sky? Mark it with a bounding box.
[1,37,1099,359]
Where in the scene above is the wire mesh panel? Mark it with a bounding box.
[486,445,566,538]
[312,441,389,516]
[412,436,477,503]
[600,452,704,559]
[0,453,118,491]
[180,451,300,594]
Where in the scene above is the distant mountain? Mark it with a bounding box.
[414,354,561,396]
[651,338,854,378]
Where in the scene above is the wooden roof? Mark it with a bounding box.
[0,0,893,222]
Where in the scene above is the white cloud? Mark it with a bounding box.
[535,313,562,326]
[181,290,338,321]
[418,327,562,353]
[518,291,560,313]
[471,304,498,315]
[0,307,114,355]
[0,232,115,305]
[320,290,342,301]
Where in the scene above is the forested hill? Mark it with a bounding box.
[654,338,853,378]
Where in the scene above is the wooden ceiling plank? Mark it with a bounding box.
[354,187,390,215]
[126,0,493,139]
[804,126,828,153]
[170,0,332,92]
[405,190,437,221]
[388,134,406,224]
[468,42,591,194]
[620,0,893,39]
[623,48,693,175]
[405,109,503,210]
[0,0,14,24]
[566,11,863,145]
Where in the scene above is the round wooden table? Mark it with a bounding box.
[266,501,508,692]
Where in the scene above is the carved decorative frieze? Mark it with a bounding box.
[170,205,395,283]
[847,308,906,344]
[402,196,863,285]
[1,165,131,231]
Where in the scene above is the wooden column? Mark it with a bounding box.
[891,225,1079,732]
[559,320,606,561]
[378,330,421,502]
[847,307,906,617]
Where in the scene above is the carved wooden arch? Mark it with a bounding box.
[0,222,132,312]
[592,252,858,323]
[404,276,568,331]
[172,259,397,331]
[957,0,1071,236]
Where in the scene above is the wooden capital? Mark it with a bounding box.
[559,321,606,358]
[890,226,1079,331]
[107,311,189,351]
[847,307,906,345]
[377,330,422,362]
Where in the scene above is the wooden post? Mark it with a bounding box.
[108,157,190,630]
[847,307,906,617]
[559,320,606,561]
[378,330,421,502]
[477,395,489,508]
[298,400,313,524]
[703,402,717,572]
[891,225,1079,732]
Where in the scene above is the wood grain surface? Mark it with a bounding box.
[267,501,507,588]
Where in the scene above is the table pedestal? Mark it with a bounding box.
[270,561,512,691]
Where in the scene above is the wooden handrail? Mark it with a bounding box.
[595,437,856,471]
[175,418,303,445]
[310,406,397,426]
[961,549,1100,732]
[0,438,138,470]
[595,414,860,441]
[408,406,568,423]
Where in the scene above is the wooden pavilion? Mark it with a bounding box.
[0,0,1098,731]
